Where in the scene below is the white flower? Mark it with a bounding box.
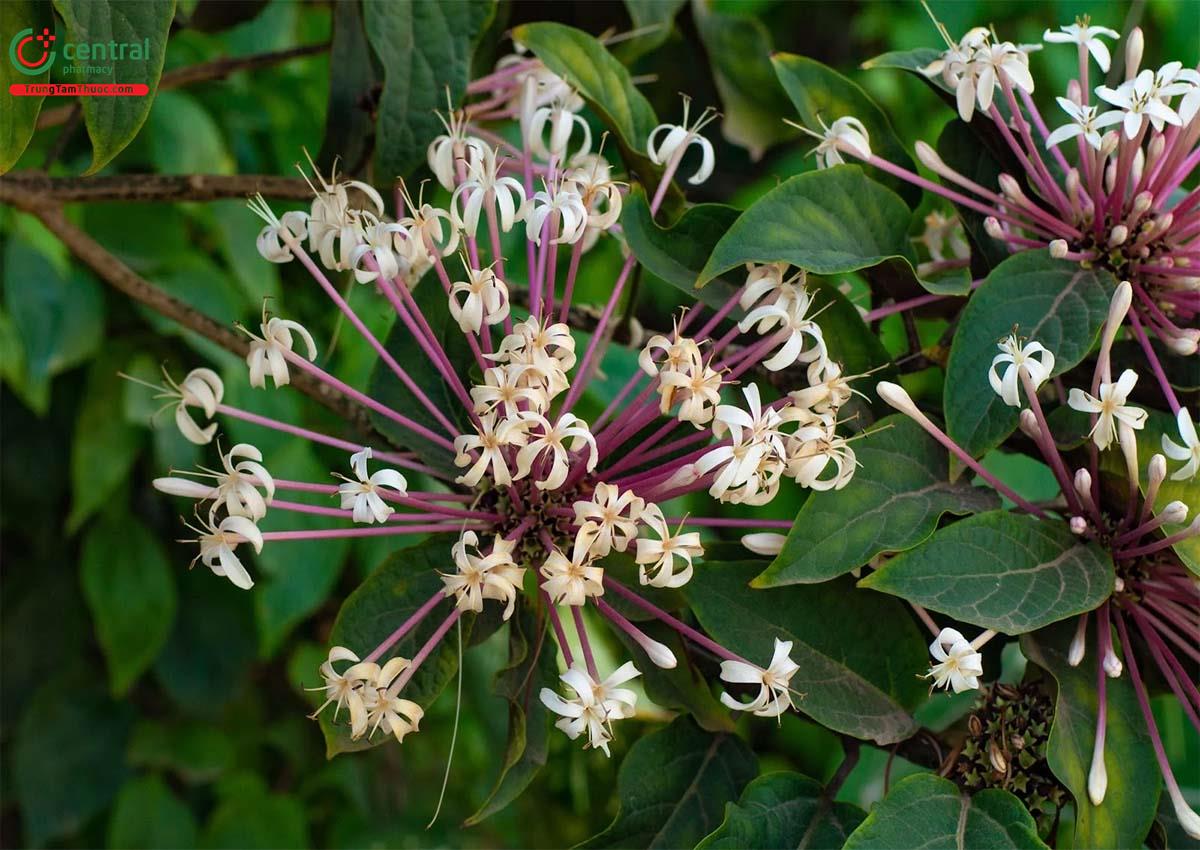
[357,659,423,743]
[427,107,487,191]
[788,359,853,415]
[639,329,702,378]
[1096,70,1183,138]
[188,513,263,590]
[712,384,787,451]
[562,155,623,232]
[988,334,1056,407]
[971,41,1036,113]
[1045,98,1124,150]
[450,145,528,235]
[719,638,799,717]
[1043,20,1120,72]
[307,646,377,737]
[738,285,826,372]
[804,115,872,168]
[635,503,702,588]
[539,662,640,756]
[1163,408,1199,481]
[659,360,724,427]
[572,483,645,556]
[916,210,970,262]
[170,368,224,445]
[470,365,546,417]
[515,412,597,490]
[739,263,794,311]
[922,26,992,122]
[525,182,588,246]
[348,214,414,284]
[449,266,510,334]
[399,197,460,259]
[246,313,318,389]
[528,94,592,161]
[489,317,576,398]
[154,443,275,521]
[300,154,385,272]
[924,628,983,694]
[441,531,526,619]
[247,194,309,263]
[646,97,717,185]
[337,447,408,524]
[785,434,857,491]
[540,529,605,606]
[453,412,531,487]
[1068,370,1148,450]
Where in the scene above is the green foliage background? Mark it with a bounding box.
[1,0,1196,847]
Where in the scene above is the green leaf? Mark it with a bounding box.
[202,788,308,849]
[698,166,966,294]
[317,0,381,174]
[936,120,1011,277]
[368,278,474,473]
[806,278,897,392]
[684,562,926,744]
[147,90,234,174]
[2,238,105,415]
[14,674,134,847]
[771,53,920,206]
[860,48,944,80]
[81,512,176,695]
[107,775,198,850]
[580,715,757,850]
[466,601,558,824]
[944,252,1116,459]
[1021,621,1160,849]
[620,186,741,308]
[694,5,796,160]
[862,511,1114,633]
[67,360,142,531]
[616,0,685,61]
[843,774,1048,849]
[0,0,54,172]
[51,0,176,174]
[320,535,463,756]
[512,22,670,204]
[128,720,236,783]
[365,0,495,180]
[755,414,1000,587]
[698,771,865,849]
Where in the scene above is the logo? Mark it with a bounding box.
[9,27,56,76]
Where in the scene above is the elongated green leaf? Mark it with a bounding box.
[67,358,142,531]
[936,120,1011,277]
[1021,621,1160,849]
[843,774,1047,849]
[620,186,740,307]
[202,787,308,849]
[860,48,944,80]
[466,601,558,824]
[318,0,381,174]
[698,166,966,294]
[0,0,53,172]
[52,0,176,174]
[512,22,670,203]
[365,0,495,180]
[580,715,757,849]
[756,414,1000,587]
[697,771,865,849]
[862,511,1114,633]
[108,776,198,850]
[81,513,177,695]
[128,720,236,784]
[772,53,919,206]
[684,562,926,744]
[320,535,463,756]
[616,0,685,62]
[944,251,1116,460]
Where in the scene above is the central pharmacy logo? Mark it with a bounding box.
[9,27,56,76]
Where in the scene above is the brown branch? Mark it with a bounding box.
[35,42,330,130]
[0,171,313,204]
[5,186,378,435]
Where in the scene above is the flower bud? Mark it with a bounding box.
[1159,501,1189,525]
[1068,616,1088,666]
[998,173,1024,203]
[1066,79,1082,104]
[660,463,698,491]
[1169,334,1199,356]
[1107,225,1128,247]
[1065,169,1081,198]
[1070,516,1088,535]
[1100,131,1119,157]
[1130,148,1145,185]
[1148,454,1167,489]
[1125,27,1144,79]
[984,217,1004,239]
[1103,647,1123,678]
[914,141,949,176]
[741,532,787,557]
[1074,468,1093,502]
[1018,408,1042,440]
[1114,576,1126,592]
[1088,748,1108,805]
[1169,786,1200,840]
[1146,134,1165,169]
[636,634,678,669]
[876,381,920,418]
[1049,239,1069,259]
[1132,192,1153,216]
[1105,281,1133,333]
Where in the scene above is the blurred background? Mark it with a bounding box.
[1,1,1196,847]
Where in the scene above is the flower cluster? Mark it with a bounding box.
[139,47,877,761]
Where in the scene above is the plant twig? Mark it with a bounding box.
[0,171,313,204]
[35,42,330,130]
[826,737,861,798]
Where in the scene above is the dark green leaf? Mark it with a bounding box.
[51,0,176,174]
[862,511,1114,633]
[67,359,143,531]
[107,775,198,850]
[860,48,944,80]
[1021,620,1161,849]
[365,0,495,180]
[14,674,133,847]
[128,720,236,783]
[81,512,176,695]
[148,90,234,173]
[936,120,1011,277]
[321,535,463,756]
[771,53,919,206]
[317,0,380,174]
[944,252,1116,459]
[616,0,685,62]
[756,414,1000,587]
[684,562,927,744]
[806,278,896,392]
[466,601,558,824]
[843,773,1047,849]
[698,771,865,850]
[201,788,308,849]
[698,166,966,295]
[0,0,54,172]
[580,715,757,849]
[620,186,741,308]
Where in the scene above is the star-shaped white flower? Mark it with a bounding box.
[737,286,826,372]
[306,646,378,737]
[1068,369,1148,450]
[526,182,588,246]
[337,447,409,524]
[540,529,605,606]
[634,503,703,589]
[539,662,640,756]
[154,442,275,521]
[186,513,263,590]
[449,266,510,334]
[1163,408,1199,481]
[1096,69,1183,138]
[453,412,531,487]
[246,313,318,389]
[427,106,487,191]
[471,365,547,417]
[441,531,526,619]
[1045,97,1124,150]
[169,367,224,445]
[528,93,592,161]
[803,115,872,169]
[924,628,984,694]
[572,483,645,556]
[647,97,717,185]
[1043,20,1120,72]
[450,144,528,235]
[719,638,799,717]
[988,334,1056,407]
[514,412,597,490]
[248,194,309,264]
